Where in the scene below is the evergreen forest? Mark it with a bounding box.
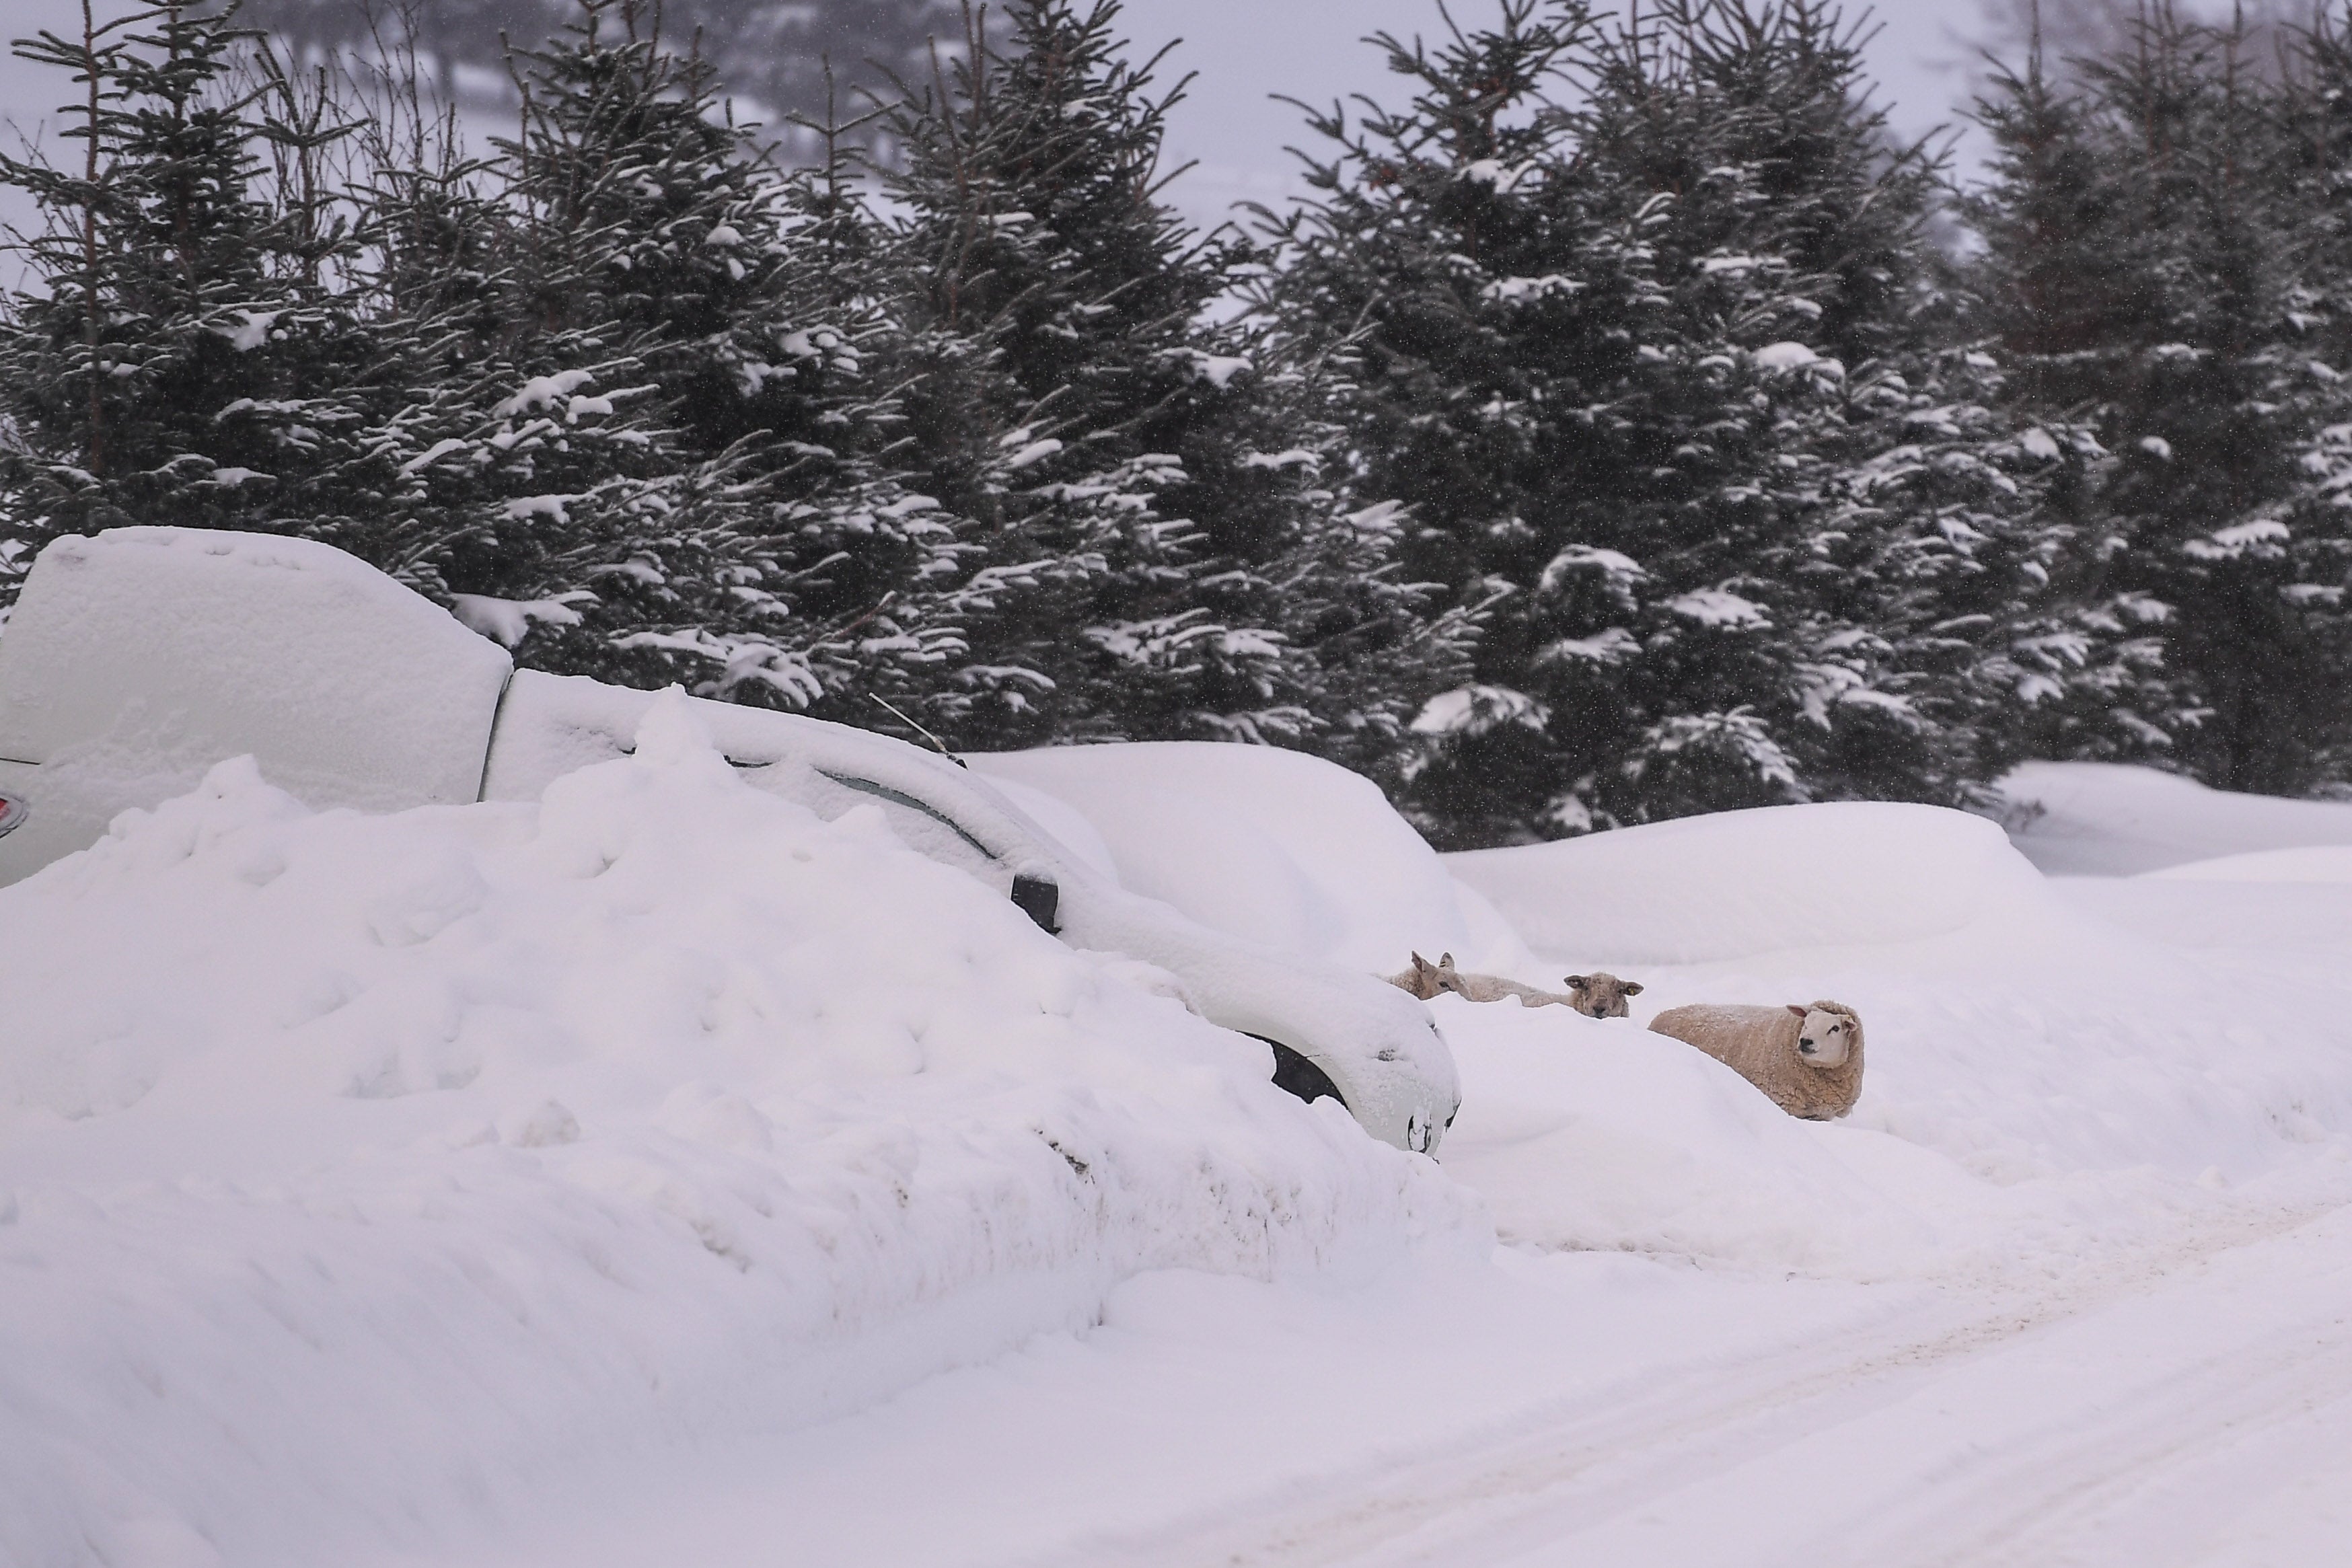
[7,0,2352,848]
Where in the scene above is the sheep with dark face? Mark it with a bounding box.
[1646,1000,1865,1120]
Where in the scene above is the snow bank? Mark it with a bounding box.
[0,698,1473,1567]
[908,749,2352,1279]
[1446,800,2051,965]
[16,714,2352,1562]
[1434,998,1973,1275]
[1436,796,2352,1275]
[482,677,1465,1153]
[969,741,1531,974]
[1431,926,2352,1278]
[1999,760,2352,876]
[2146,844,2352,884]
[957,759,2352,1277]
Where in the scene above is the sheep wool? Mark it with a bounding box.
[1647,1002,1866,1120]
[1428,954,1644,1018]
[1433,954,1552,1007]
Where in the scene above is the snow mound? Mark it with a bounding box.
[1435,998,1972,1276]
[2145,845,2352,884]
[1432,904,2352,1278]
[1448,801,2049,965]
[1438,796,2352,1259]
[969,741,1530,973]
[0,698,1473,1565]
[1999,761,2352,876]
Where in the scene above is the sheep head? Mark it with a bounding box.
[1392,951,1448,1000]
[1786,1004,1857,1068]
[1562,973,1643,1019]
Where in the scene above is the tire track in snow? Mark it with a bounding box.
[1019,1200,2352,1568]
[1839,1327,2352,1568]
[1727,1205,2352,1568]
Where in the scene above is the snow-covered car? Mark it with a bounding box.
[0,528,1459,1152]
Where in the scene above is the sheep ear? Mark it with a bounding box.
[1623,982,1643,996]
[1564,975,1588,989]
[1786,1004,1807,1018]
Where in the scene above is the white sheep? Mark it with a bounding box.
[1387,953,1645,1018]
[1558,971,1644,1020]
[1646,1000,1865,1120]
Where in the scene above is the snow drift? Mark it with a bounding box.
[970,741,1531,975]
[948,754,2352,1279]
[1446,800,2050,966]
[0,698,1472,1568]
[2000,759,2352,876]
[2146,844,2352,884]
[1438,795,2352,1275]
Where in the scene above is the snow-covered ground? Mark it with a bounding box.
[7,736,2352,1567]
[1999,758,2352,876]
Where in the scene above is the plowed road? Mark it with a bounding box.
[482,1202,2352,1568]
[1035,1205,2352,1568]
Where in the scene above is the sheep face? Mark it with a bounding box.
[1787,1005,1855,1068]
[1563,973,1642,1019]
[1385,953,1451,1001]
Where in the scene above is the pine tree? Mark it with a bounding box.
[0,1,375,558]
[1567,0,1924,825]
[0,0,989,726]
[1956,37,2194,766]
[1211,304,1485,776]
[881,0,1454,756]
[1581,0,2204,815]
[1964,5,2352,793]
[2249,5,2352,788]
[2084,8,2323,792]
[279,0,977,719]
[1267,1,2023,841]
[1259,0,1645,842]
[427,0,978,708]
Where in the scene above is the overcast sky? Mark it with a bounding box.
[0,0,1990,260]
[1114,0,1991,230]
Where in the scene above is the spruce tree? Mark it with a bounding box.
[1956,39,2195,767]
[1964,5,2352,793]
[431,0,979,708]
[882,0,1453,756]
[2249,5,2352,788]
[289,0,975,717]
[1259,0,1646,841]
[1,0,986,726]
[0,1,374,557]
[1262,0,2057,842]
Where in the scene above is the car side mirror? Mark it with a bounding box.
[1010,872,1060,934]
